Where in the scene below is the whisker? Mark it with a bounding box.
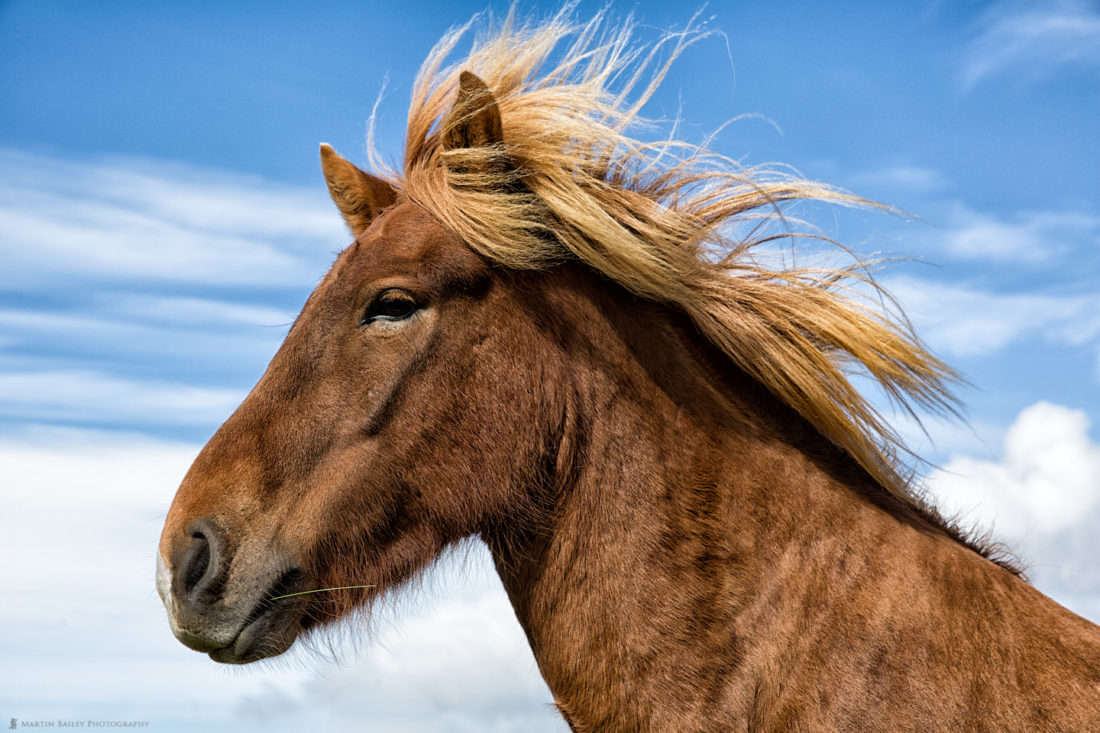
[269,585,375,601]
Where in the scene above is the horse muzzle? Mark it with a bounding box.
[156,519,304,664]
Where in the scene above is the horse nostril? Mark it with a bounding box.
[182,531,211,595]
[174,520,225,603]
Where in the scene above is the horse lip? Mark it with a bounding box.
[206,569,305,664]
[207,596,299,664]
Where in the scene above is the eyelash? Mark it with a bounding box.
[360,290,420,325]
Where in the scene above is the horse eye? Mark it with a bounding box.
[362,291,420,325]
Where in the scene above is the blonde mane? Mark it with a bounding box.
[372,8,959,505]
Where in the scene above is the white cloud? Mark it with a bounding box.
[0,304,286,354]
[933,203,1099,263]
[0,428,560,730]
[929,402,1100,535]
[962,0,1100,89]
[0,370,245,426]
[926,402,1100,619]
[884,275,1100,358]
[3,417,1096,731]
[0,148,347,434]
[877,409,1006,468]
[0,428,300,720]
[98,294,294,328]
[0,301,291,432]
[847,164,948,195]
[0,148,346,289]
[943,208,1045,263]
[235,557,565,732]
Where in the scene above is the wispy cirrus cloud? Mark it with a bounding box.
[843,164,1099,266]
[962,0,1100,89]
[846,164,949,196]
[0,148,345,289]
[0,370,245,426]
[885,275,1100,358]
[98,294,293,328]
[0,302,287,434]
[0,148,344,436]
[934,203,1100,263]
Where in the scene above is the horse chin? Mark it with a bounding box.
[203,570,310,664]
[206,600,302,664]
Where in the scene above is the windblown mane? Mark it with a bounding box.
[369,9,998,562]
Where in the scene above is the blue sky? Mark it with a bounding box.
[2,1,1099,730]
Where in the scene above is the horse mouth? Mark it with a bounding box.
[207,568,305,664]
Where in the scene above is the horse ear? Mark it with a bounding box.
[442,71,504,152]
[319,143,397,234]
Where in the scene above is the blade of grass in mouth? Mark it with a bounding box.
[269,585,375,601]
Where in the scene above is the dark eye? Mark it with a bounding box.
[361,290,420,325]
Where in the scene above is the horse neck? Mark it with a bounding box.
[482,269,987,729]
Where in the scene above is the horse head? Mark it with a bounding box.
[157,76,568,662]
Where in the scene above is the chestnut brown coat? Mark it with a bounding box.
[157,12,1100,731]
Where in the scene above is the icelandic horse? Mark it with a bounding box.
[158,11,1100,731]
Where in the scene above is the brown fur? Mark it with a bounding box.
[158,9,1100,730]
